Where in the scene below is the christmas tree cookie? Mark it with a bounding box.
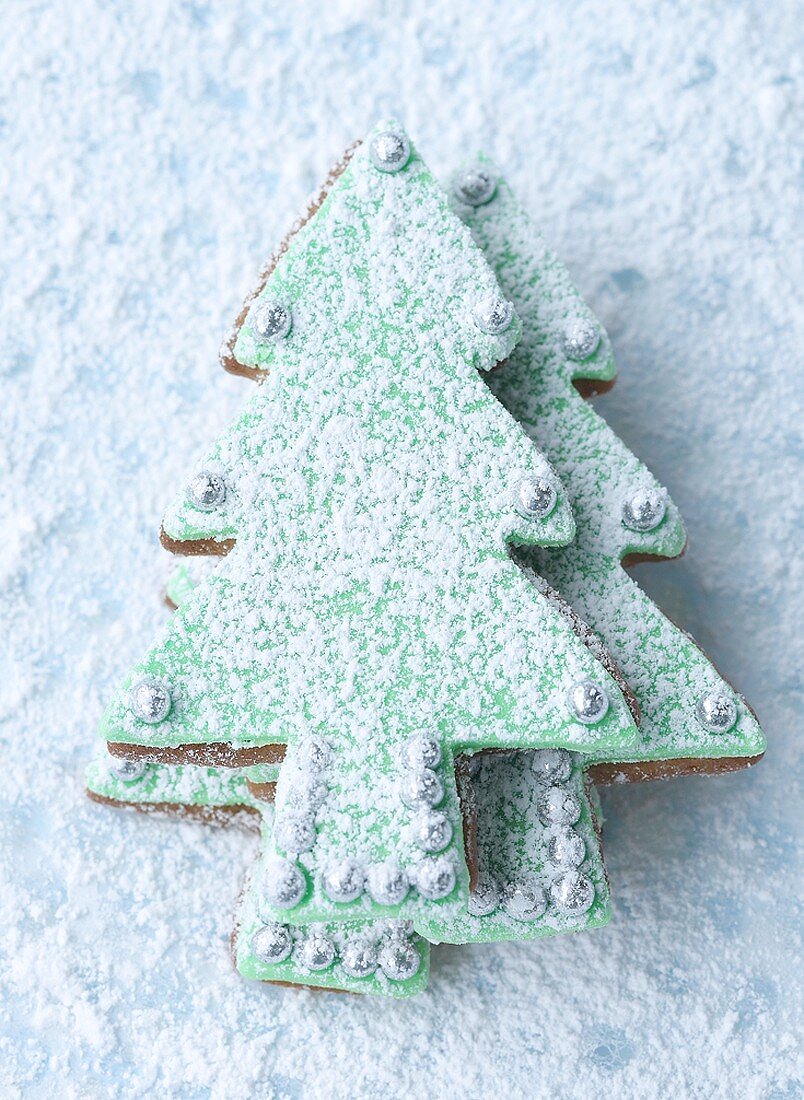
[449,158,765,781]
[98,122,639,932]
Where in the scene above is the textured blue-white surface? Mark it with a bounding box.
[0,2,801,1097]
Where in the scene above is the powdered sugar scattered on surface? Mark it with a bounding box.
[0,2,801,1097]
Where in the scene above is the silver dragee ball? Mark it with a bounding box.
[696,690,738,733]
[562,318,600,360]
[283,777,329,812]
[273,813,316,854]
[404,734,442,770]
[369,130,411,173]
[107,755,148,783]
[340,938,379,979]
[567,680,609,724]
[538,786,581,828]
[415,856,456,900]
[263,859,306,909]
[253,299,292,341]
[321,858,364,903]
[367,862,409,906]
[530,748,573,785]
[518,476,557,519]
[622,488,667,532]
[550,871,595,914]
[502,878,547,921]
[296,931,335,971]
[467,870,500,917]
[400,768,444,809]
[547,826,586,868]
[378,936,421,981]
[129,677,172,724]
[411,810,452,853]
[453,165,497,207]
[473,294,515,335]
[251,922,292,965]
[186,470,227,512]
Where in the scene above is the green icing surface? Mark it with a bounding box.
[458,160,765,765]
[99,122,638,927]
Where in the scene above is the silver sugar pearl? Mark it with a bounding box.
[622,488,667,532]
[273,813,316,854]
[340,938,379,979]
[562,318,600,361]
[367,862,409,906]
[262,859,306,910]
[296,931,335,971]
[547,827,586,868]
[107,755,148,783]
[283,777,329,813]
[473,294,514,335]
[567,680,609,725]
[251,922,292,965]
[454,165,497,207]
[186,470,227,512]
[517,476,557,519]
[550,871,595,914]
[501,878,547,921]
[400,768,444,809]
[404,734,442,770]
[695,690,738,734]
[538,786,581,828]
[378,936,421,981]
[321,858,364,903]
[414,857,455,900]
[369,130,411,173]
[253,299,292,341]
[468,870,500,917]
[129,677,172,725]
[530,748,573,785]
[411,810,452,853]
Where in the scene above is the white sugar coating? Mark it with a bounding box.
[99,122,640,927]
[462,171,766,765]
[1,1,800,1095]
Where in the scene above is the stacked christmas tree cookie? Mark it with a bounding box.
[88,122,764,998]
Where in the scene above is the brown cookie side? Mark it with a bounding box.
[160,528,235,557]
[106,741,287,768]
[572,376,617,399]
[455,754,479,893]
[219,140,361,381]
[588,752,764,785]
[86,787,260,828]
[244,780,277,802]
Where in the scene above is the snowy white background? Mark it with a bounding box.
[1,2,801,1097]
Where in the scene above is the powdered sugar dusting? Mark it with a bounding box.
[0,2,800,1096]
